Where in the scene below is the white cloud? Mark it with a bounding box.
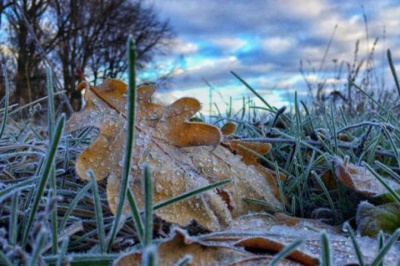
[176,56,239,77]
[147,0,399,108]
[210,37,247,53]
[170,39,199,55]
[275,0,327,19]
[262,37,296,54]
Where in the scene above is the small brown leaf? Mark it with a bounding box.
[221,122,237,136]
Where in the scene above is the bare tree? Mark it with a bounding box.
[1,0,174,111]
[89,1,173,82]
[49,0,174,110]
[4,0,52,106]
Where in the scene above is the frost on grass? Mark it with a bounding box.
[67,78,283,231]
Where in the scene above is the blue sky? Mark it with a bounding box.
[143,0,400,115]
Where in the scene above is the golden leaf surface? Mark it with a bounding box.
[67,78,283,231]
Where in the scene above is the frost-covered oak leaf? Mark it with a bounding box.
[67,78,282,231]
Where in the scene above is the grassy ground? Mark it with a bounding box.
[0,41,400,265]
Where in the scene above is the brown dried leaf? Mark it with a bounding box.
[259,223,400,265]
[67,79,283,231]
[234,237,319,266]
[206,218,399,265]
[221,121,237,136]
[114,228,251,266]
[114,227,309,266]
[332,156,400,197]
[115,216,400,266]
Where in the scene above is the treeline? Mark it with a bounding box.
[0,0,173,112]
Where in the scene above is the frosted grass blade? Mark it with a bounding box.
[143,165,153,247]
[344,222,365,266]
[22,114,65,247]
[269,239,303,266]
[107,37,137,251]
[88,170,106,253]
[0,65,10,139]
[320,232,331,266]
[387,49,400,97]
[153,179,231,211]
[370,229,400,266]
[59,183,92,231]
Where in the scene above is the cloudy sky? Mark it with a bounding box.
[143,0,400,115]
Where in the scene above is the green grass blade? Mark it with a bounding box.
[387,49,400,97]
[9,191,19,245]
[374,160,400,184]
[330,103,338,154]
[378,231,384,250]
[0,178,39,199]
[59,182,92,231]
[290,196,296,216]
[366,134,384,165]
[20,187,35,236]
[376,232,384,266]
[50,168,58,254]
[153,179,231,211]
[47,68,55,138]
[127,187,144,243]
[370,229,400,266]
[107,37,137,251]
[320,232,331,266]
[88,170,106,253]
[44,254,118,265]
[0,250,13,266]
[0,65,10,139]
[48,67,58,255]
[231,71,276,112]
[213,102,222,117]
[363,162,400,204]
[22,114,65,247]
[382,126,400,167]
[344,222,365,266]
[143,165,154,247]
[56,237,69,266]
[242,198,283,212]
[350,81,394,119]
[294,91,302,136]
[28,228,47,266]
[269,239,303,266]
[175,255,192,266]
[0,183,35,203]
[142,244,158,266]
[311,171,338,224]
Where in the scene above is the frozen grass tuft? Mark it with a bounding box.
[0,39,399,265]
